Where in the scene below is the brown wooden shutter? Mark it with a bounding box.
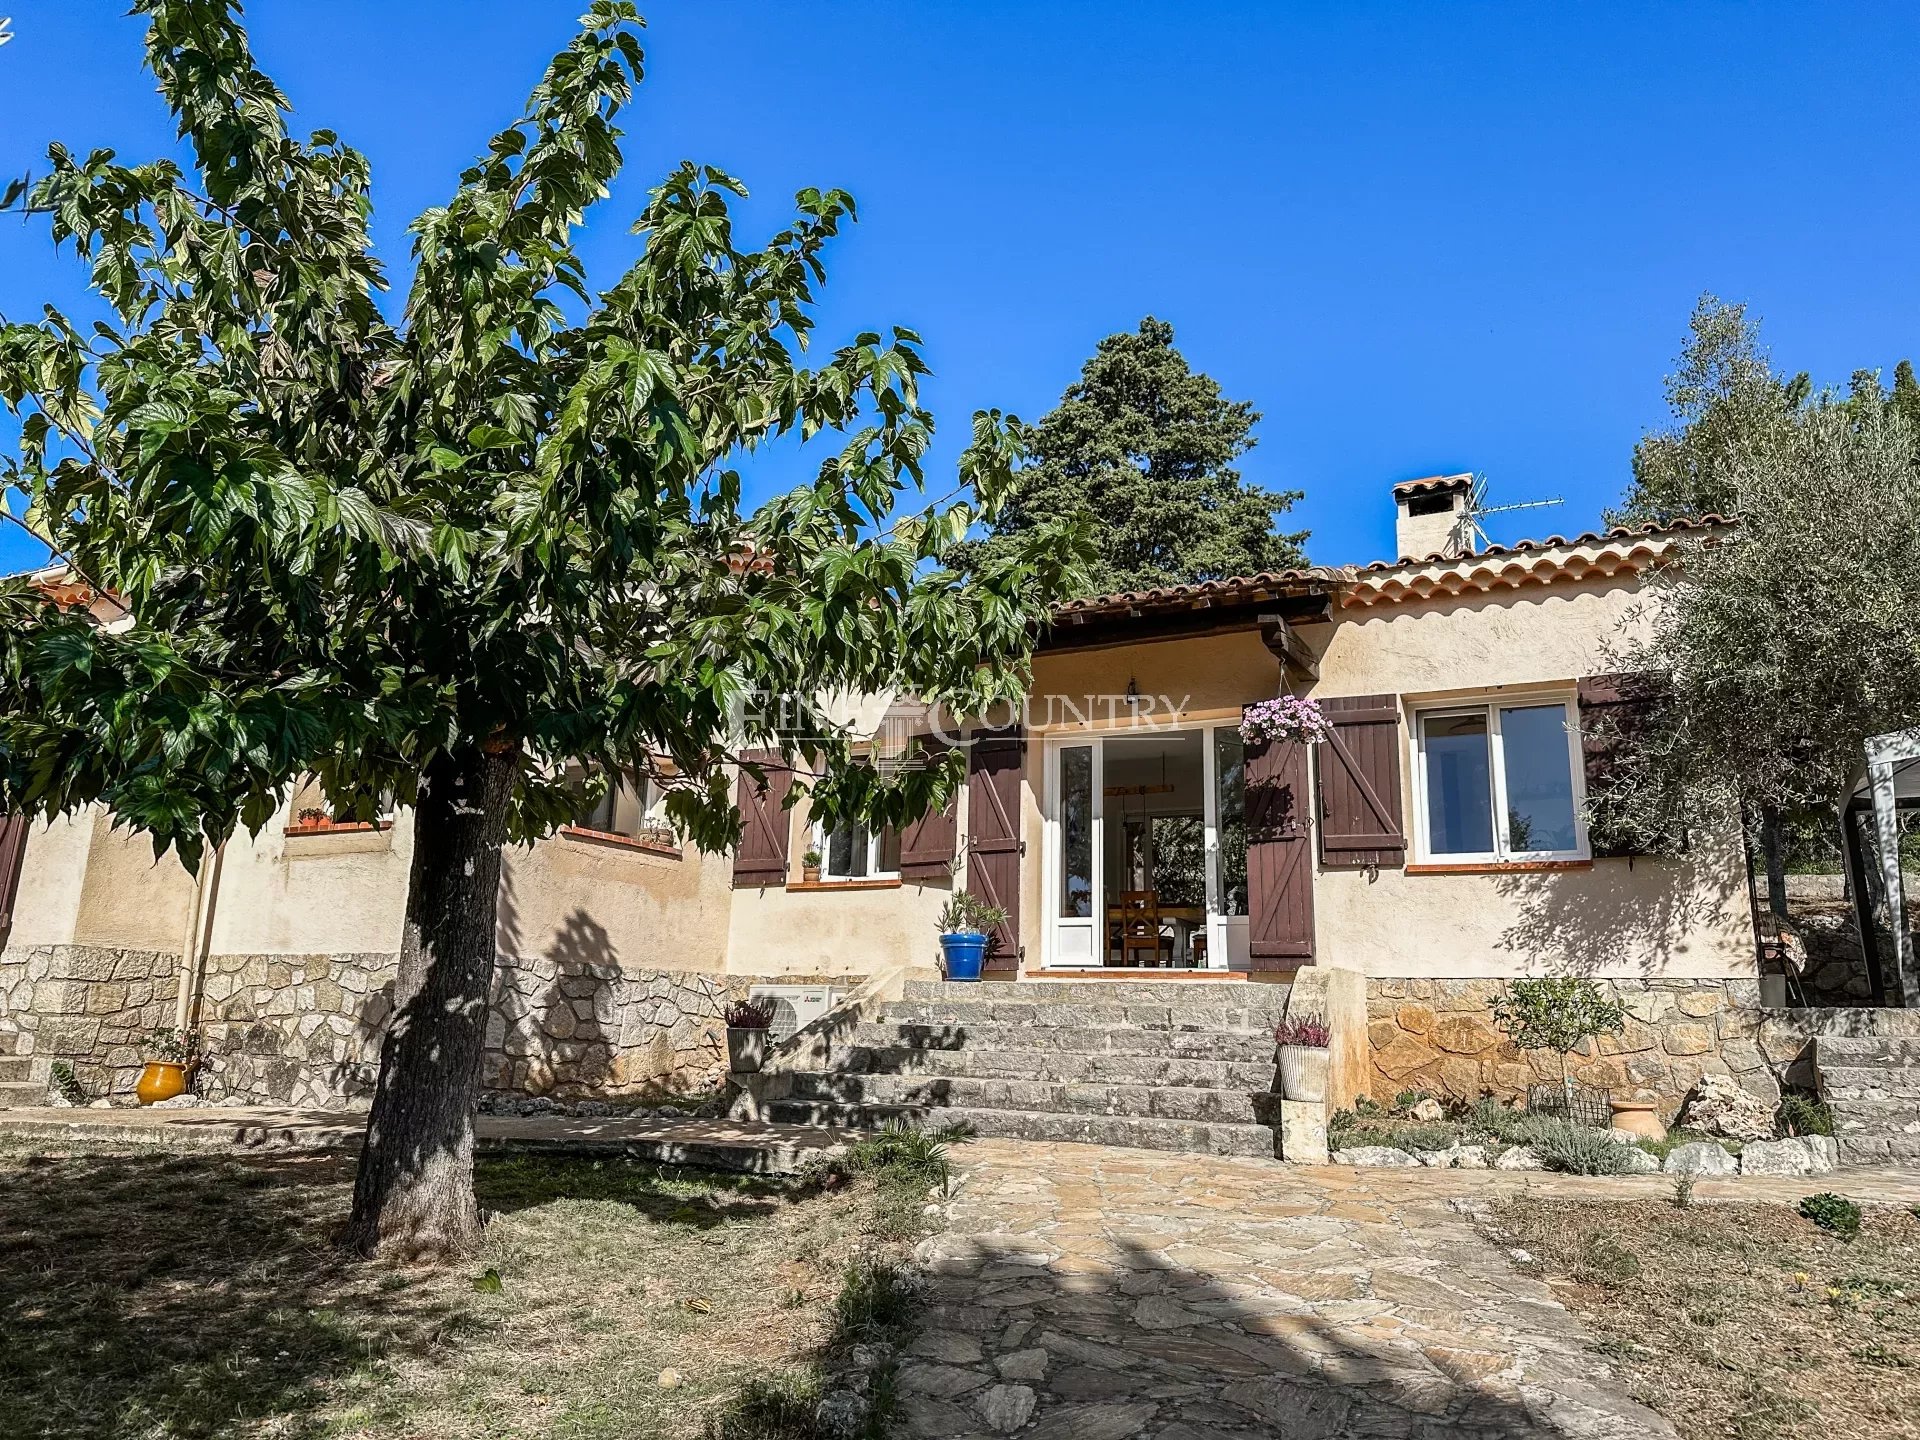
[1317,694,1406,868]
[0,815,27,942]
[964,725,1024,972]
[897,740,958,881]
[1245,718,1314,968]
[731,751,796,888]
[1577,672,1668,858]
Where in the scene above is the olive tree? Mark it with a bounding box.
[0,0,1087,1258]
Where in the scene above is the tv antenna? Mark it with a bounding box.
[1460,472,1563,553]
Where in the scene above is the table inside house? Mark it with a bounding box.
[1105,905,1206,967]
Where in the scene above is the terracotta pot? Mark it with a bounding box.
[1609,1097,1667,1142]
[727,1027,768,1075]
[1279,1045,1329,1104]
[136,1061,189,1106]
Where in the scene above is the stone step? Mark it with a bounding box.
[1815,1035,1920,1068]
[1826,1098,1920,1136]
[764,1099,1277,1159]
[850,1021,1278,1065]
[902,979,1290,1007]
[1818,1065,1920,1102]
[0,1082,46,1111]
[847,1044,1277,1091]
[1835,1130,1920,1166]
[789,1070,1273,1125]
[881,998,1286,1034]
[0,1057,31,1085]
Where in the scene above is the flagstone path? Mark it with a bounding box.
[904,1139,1686,1439]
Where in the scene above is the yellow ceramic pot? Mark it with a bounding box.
[136,1061,189,1106]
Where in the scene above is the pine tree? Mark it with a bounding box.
[958,317,1306,593]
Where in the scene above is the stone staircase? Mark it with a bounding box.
[766,979,1286,1158]
[0,1029,42,1109]
[1815,1033,1920,1166]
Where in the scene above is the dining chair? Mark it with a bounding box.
[1114,890,1174,967]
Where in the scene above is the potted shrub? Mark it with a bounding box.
[135,1025,198,1105]
[937,893,1006,982]
[724,998,776,1074]
[1274,1015,1331,1103]
[802,846,823,884]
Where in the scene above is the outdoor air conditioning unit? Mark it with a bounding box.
[748,984,845,1043]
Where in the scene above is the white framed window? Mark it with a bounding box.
[815,820,901,882]
[1412,696,1587,863]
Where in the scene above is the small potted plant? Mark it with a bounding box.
[724,998,776,1074]
[937,893,1006,982]
[1274,1014,1331,1103]
[135,1025,198,1105]
[802,846,823,884]
[296,806,331,831]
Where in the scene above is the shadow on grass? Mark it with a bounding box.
[475,1151,794,1229]
[0,1147,470,1440]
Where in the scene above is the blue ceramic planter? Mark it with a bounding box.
[939,930,989,981]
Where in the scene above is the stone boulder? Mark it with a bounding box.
[1415,1144,1489,1169]
[1616,1146,1661,1174]
[1663,1140,1736,1176]
[1494,1146,1546,1171]
[1679,1073,1777,1142]
[1739,1136,1835,1177]
[1332,1146,1420,1167]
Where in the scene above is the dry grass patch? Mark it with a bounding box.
[1489,1193,1920,1440]
[0,1136,920,1440]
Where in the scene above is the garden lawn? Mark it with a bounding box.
[1488,1194,1920,1440]
[0,1136,918,1440]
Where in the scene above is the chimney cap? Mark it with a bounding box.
[1392,473,1473,502]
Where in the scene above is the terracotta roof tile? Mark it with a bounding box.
[1048,514,1728,621]
[1391,473,1473,499]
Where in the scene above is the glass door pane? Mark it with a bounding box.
[1212,728,1247,915]
[1060,745,1094,919]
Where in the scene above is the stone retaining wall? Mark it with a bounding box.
[1365,976,1920,1116]
[0,944,780,1109]
[0,944,181,1099]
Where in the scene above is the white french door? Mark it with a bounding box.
[1042,726,1244,971]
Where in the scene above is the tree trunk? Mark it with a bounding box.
[342,742,515,1260]
[1761,805,1789,920]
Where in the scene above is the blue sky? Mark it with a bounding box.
[2,1,1916,577]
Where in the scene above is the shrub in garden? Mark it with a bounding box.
[1800,1192,1863,1240]
[1490,979,1627,1108]
[1780,1091,1834,1137]
[1529,1119,1631,1176]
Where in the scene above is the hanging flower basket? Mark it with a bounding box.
[1240,695,1332,746]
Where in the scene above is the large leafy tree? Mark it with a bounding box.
[0,0,1087,1258]
[1613,292,1920,527]
[957,317,1306,593]
[1605,401,1920,920]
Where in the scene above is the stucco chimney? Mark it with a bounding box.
[1392,474,1474,561]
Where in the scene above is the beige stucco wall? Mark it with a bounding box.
[207,815,414,956]
[71,808,197,952]
[501,829,733,975]
[5,812,95,948]
[723,786,958,978]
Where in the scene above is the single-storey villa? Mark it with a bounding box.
[1,478,1792,1127]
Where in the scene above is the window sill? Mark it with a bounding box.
[284,821,393,836]
[560,825,682,859]
[1406,859,1592,875]
[786,878,903,893]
